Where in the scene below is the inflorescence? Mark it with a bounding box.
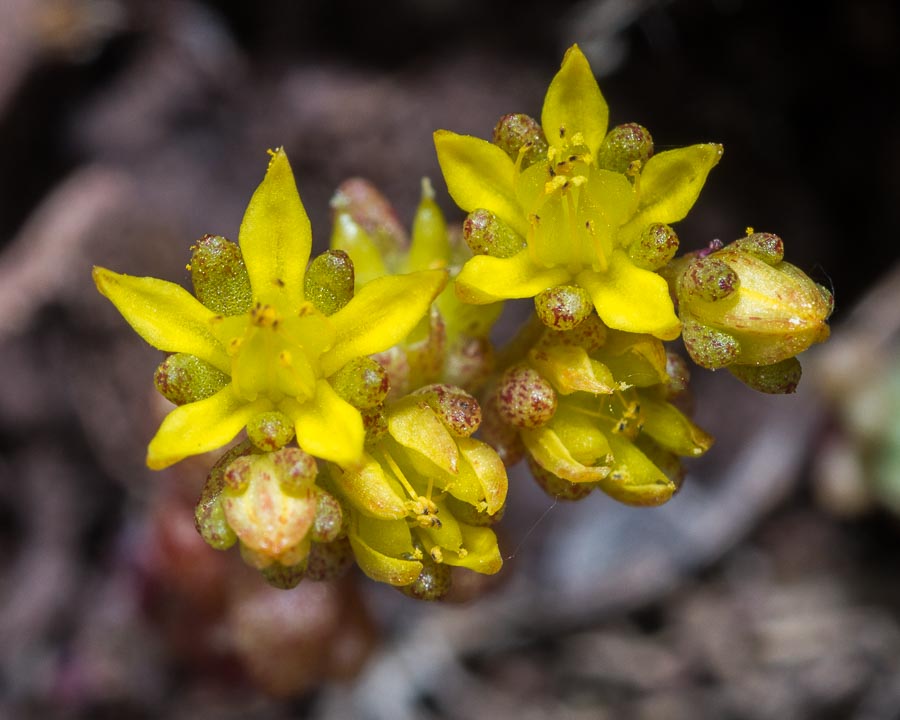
[94,45,831,601]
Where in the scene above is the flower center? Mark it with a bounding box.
[215,301,335,404]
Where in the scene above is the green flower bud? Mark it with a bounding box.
[597,123,654,174]
[246,410,295,451]
[398,555,452,601]
[189,234,252,316]
[154,353,229,405]
[496,364,557,428]
[330,357,390,409]
[681,319,740,370]
[304,249,354,316]
[628,223,679,271]
[534,285,594,330]
[678,256,740,302]
[311,490,343,543]
[463,209,526,258]
[492,113,549,169]
[413,384,481,438]
[305,537,354,582]
[261,559,307,590]
[195,441,254,551]
[527,455,594,501]
[729,357,802,394]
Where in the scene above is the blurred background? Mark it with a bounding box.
[1,0,899,718]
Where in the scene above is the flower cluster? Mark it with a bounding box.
[94,44,831,600]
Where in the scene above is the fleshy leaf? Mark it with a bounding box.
[283,380,365,469]
[321,269,448,376]
[577,252,681,340]
[455,252,571,304]
[238,148,311,306]
[93,268,230,373]
[522,425,610,484]
[541,44,608,155]
[433,130,528,236]
[146,387,271,469]
[621,144,723,243]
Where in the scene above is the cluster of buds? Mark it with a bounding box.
[94,44,832,603]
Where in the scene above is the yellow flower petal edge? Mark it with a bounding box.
[541,44,608,156]
[93,267,230,373]
[621,143,724,244]
[321,268,448,376]
[600,433,675,507]
[522,425,611,484]
[433,130,528,237]
[147,387,271,470]
[283,380,365,469]
[454,251,571,304]
[238,147,311,307]
[577,251,681,340]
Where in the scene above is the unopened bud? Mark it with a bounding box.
[681,319,740,370]
[189,235,252,316]
[304,249,354,315]
[154,353,229,405]
[492,113,548,169]
[305,537,354,581]
[247,410,295,451]
[398,555,452,601]
[496,364,557,428]
[261,559,307,590]
[678,256,740,302]
[311,491,343,543]
[463,209,526,258]
[597,123,654,174]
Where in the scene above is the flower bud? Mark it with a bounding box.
[189,234,252,316]
[304,249,355,316]
[463,209,526,258]
[261,559,307,590]
[541,312,608,352]
[492,113,548,169]
[628,223,679,271]
[413,384,482,437]
[311,490,344,543]
[479,393,525,466]
[534,285,594,330]
[676,232,831,369]
[443,336,495,393]
[527,456,594,501]
[331,178,408,255]
[398,555,452,601]
[247,410,296,451]
[597,123,654,174]
[330,357,390,409]
[729,357,802,394]
[496,364,557,428]
[154,353,229,405]
[305,537,355,582]
[195,441,254,551]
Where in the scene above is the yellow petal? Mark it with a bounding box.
[420,499,464,553]
[577,252,681,340]
[93,267,230,372]
[350,515,422,586]
[521,425,610,484]
[321,269,448,377]
[621,143,723,244]
[600,434,676,506]
[283,380,365,468]
[592,330,670,387]
[238,148,311,306]
[640,396,714,457]
[541,44,608,155]
[404,179,451,273]
[441,524,503,575]
[146,387,270,469]
[387,399,459,475]
[433,130,528,236]
[328,455,409,520]
[457,438,508,516]
[528,343,616,395]
[455,252,571,304]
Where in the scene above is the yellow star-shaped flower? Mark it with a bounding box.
[434,44,723,341]
[94,149,447,470]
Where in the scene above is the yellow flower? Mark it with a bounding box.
[434,44,723,341]
[94,149,447,470]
